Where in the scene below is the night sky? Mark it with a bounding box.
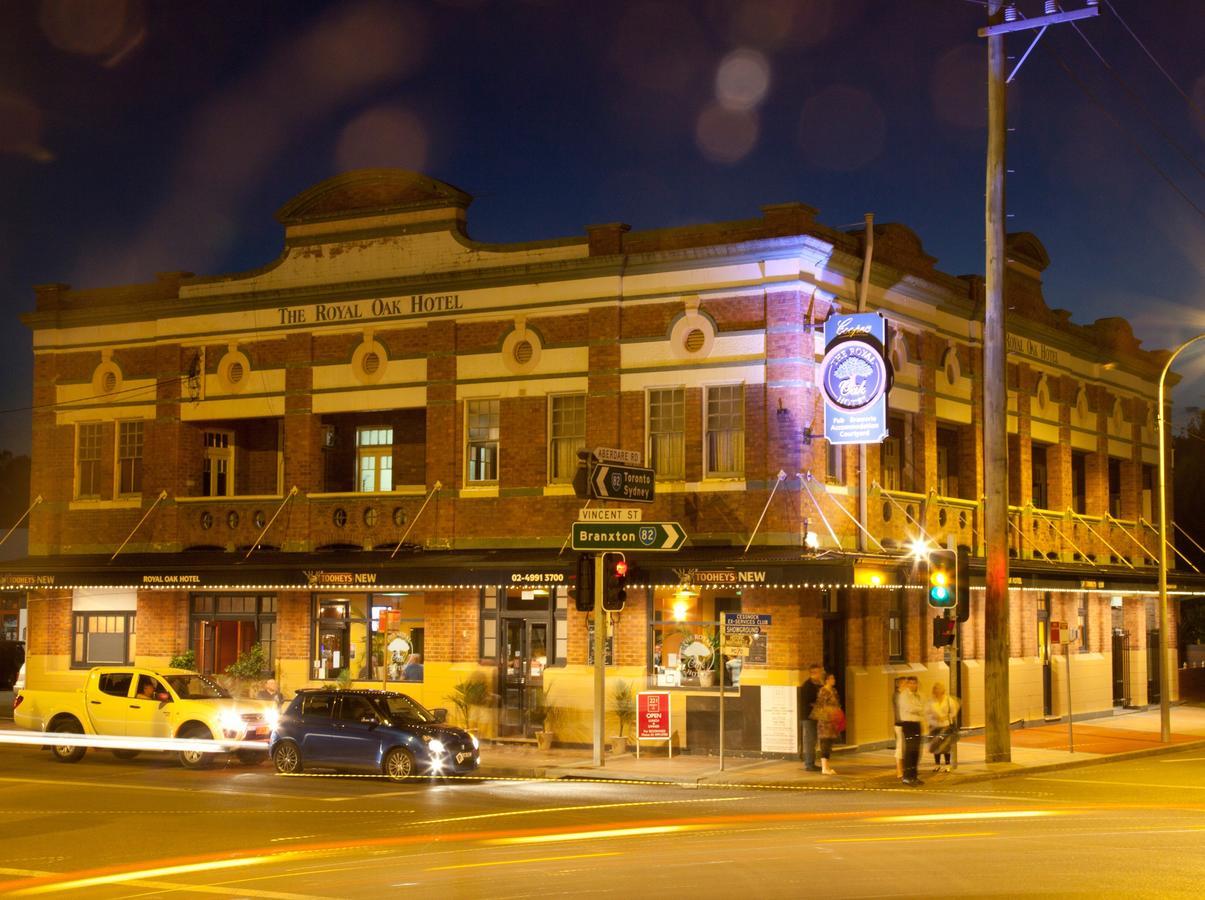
[1,0,1202,454]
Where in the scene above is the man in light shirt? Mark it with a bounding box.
[898,675,924,785]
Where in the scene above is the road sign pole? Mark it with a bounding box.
[593,552,606,767]
[718,616,725,772]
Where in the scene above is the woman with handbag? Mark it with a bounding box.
[925,682,960,772]
[812,672,845,776]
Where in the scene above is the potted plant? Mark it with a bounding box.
[446,673,491,732]
[169,649,197,671]
[224,643,268,697]
[530,682,561,751]
[609,679,635,753]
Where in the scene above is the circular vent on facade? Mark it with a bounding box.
[513,340,534,365]
[228,362,244,385]
[200,511,213,530]
[333,508,348,528]
[102,372,118,393]
[363,352,381,375]
[684,329,706,353]
[364,507,378,527]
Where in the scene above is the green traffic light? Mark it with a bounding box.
[930,586,950,602]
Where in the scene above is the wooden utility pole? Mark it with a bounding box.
[983,0,1011,765]
[979,0,1099,764]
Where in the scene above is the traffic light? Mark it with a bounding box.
[956,544,971,622]
[932,614,957,647]
[574,553,595,612]
[927,551,956,609]
[602,552,628,611]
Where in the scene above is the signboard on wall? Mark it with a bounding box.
[821,312,891,445]
[759,684,799,754]
[637,691,671,740]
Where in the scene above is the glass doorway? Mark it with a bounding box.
[498,618,549,737]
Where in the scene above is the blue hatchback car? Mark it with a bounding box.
[270,689,480,780]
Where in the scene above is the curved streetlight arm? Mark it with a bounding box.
[1157,332,1205,743]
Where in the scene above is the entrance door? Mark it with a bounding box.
[1147,629,1161,704]
[499,619,548,737]
[1038,599,1052,717]
[822,617,845,708]
[1111,629,1129,707]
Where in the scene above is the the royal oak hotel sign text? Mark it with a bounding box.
[278,294,464,325]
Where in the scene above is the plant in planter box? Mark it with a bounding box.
[446,674,492,731]
[169,649,197,671]
[224,644,269,697]
[530,682,562,751]
[609,679,636,752]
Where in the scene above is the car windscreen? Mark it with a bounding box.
[164,674,230,699]
[380,694,436,725]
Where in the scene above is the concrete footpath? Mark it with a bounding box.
[475,705,1205,789]
[4,689,1202,789]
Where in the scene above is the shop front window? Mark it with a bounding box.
[313,594,426,682]
[73,612,135,667]
[648,588,747,689]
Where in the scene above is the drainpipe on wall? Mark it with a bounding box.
[856,213,874,552]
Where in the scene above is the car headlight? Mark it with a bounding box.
[470,733,479,750]
[424,737,446,754]
[218,710,244,737]
[264,708,280,731]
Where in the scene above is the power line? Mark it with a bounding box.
[1102,0,1205,122]
[1045,45,1205,221]
[1070,22,1205,180]
[0,375,188,418]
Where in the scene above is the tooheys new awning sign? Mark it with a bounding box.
[821,312,891,445]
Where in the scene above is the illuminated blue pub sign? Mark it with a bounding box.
[821,312,891,445]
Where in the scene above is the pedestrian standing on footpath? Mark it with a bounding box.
[899,675,924,785]
[800,664,824,772]
[813,672,845,775]
[925,682,960,772]
[893,676,905,779]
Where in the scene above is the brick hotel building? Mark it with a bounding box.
[4,169,1199,752]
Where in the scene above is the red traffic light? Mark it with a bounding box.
[614,559,628,577]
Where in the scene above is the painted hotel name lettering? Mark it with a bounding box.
[277,294,463,325]
[1006,334,1059,365]
[142,574,201,584]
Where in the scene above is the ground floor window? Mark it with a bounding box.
[313,593,426,682]
[189,594,276,675]
[73,612,135,667]
[649,588,742,688]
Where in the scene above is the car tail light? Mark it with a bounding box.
[12,694,23,710]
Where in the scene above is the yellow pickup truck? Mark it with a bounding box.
[13,666,278,768]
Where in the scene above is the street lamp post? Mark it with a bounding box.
[1157,333,1205,743]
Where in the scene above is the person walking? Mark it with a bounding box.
[812,672,844,775]
[925,682,960,772]
[800,664,824,772]
[898,675,924,785]
[892,677,905,779]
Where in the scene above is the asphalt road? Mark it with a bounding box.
[0,742,1202,898]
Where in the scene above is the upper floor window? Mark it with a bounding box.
[648,388,685,479]
[467,399,500,483]
[882,414,914,492]
[549,394,586,483]
[887,592,905,662]
[117,421,144,496]
[1108,457,1123,518]
[1032,443,1050,510]
[357,427,394,492]
[936,426,961,498]
[202,431,233,497]
[705,385,744,477]
[1071,451,1088,515]
[76,423,103,499]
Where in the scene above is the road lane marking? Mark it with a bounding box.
[425,851,622,871]
[0,774,304,802]
[9,856,289,896]
[323,790,419,802]
[402,796,748,830]
[486,825,711,845]
[1028,776,1205,791]
[818,832,996,844]
[117,878,327,899]
[867,811,1060,823]
[1158,757,1205,763]
[0,868,52,878]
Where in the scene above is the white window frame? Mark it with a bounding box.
[76,422,104,499]
[116,419,145,497]
[466,399,500,484]
[704,384,744,478]
[548,394,586,484]
[356,427,394,493]
[647,387,685,480]
[202,430,235,498]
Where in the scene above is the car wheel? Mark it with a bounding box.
[236,748,264,766]
[383,747,415,782]
[272,741,302,775]
[112,749,140,760]
[178,725,215,769]
[50,720,86,763]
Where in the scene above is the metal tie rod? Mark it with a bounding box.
[1006,507,1044,559]
[1105,514,1158,561]
[1045,513,1097,567]
[1069,509,1135,569]
[1139,518,1201,573]
[812,472,886,553]
[244,486,299,560]
[392,481,443,558]
[872,481,934,545]
[799,472,841,550]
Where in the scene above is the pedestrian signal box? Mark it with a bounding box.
[574,553,595,612]
[933,614,957,647]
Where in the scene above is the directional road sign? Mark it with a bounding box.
[571,522,687,552]
[594,447,642,465]
[591,463,655,503]
[578,507,643,522]
[722,612,772,635]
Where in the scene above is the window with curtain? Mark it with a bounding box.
[467,399,500,482]
[73,612,135,666]
[648,388,685,479]
[356,427,394,492]
[118,420,144,495]
[77,423,103,499]
[705,385,744,477]
[549,394,585,483]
